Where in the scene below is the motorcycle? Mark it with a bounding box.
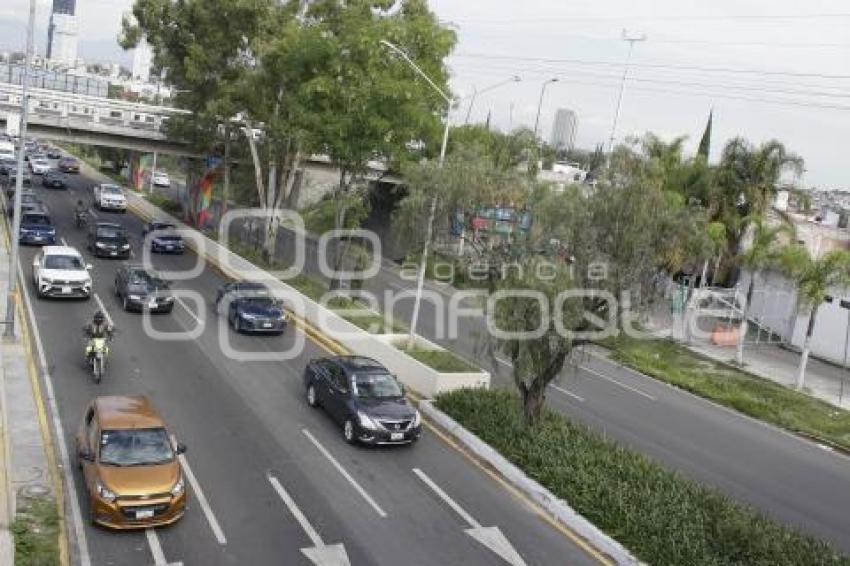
[75,210,88,229]
[84,336,110,384]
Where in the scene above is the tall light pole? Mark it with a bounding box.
[533,77,558,141]
[607,29,646,155]
[380,40,452,349]
[464,76,521,125]
[5,0,36,338]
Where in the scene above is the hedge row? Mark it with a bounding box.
[435,388,849,565]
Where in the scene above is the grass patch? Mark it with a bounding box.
[300,198,338,235]
[401,348,478,373]
[144,193,183,217]
[436,388,849,565]
[602,335,850,451]
[12,496,60,566]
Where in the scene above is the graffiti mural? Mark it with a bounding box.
[128,152,154,192]
[188,156,223,229]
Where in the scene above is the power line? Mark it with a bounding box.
[498,33,849,50]
[454,52,850,80]
[453,12,850,24]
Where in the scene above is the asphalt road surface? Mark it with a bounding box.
[266,211,850,553]
[18,165,605,566]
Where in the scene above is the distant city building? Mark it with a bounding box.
[550,108,578,152]
[132,38,153,83]
[47,0,78,66]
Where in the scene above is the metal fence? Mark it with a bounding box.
[0,62,109,98]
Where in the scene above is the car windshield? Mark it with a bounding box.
[34,159,48,166]
[353,373,403,399]
[99,428,174,467]
[242,296,276,307]
[101,186,122,195]
[129,270,167,288]
[22,215,50,226]
[44,255,84,270]
[97,226,124,239]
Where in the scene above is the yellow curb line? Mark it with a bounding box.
[0,214,70,566]
[129,197,611,564]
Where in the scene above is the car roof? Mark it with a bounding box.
[99,183,122,189]
[96,222,123,229]
[236,281,269,290]
[43,245,82,256]
[93,396,165,430]
[333,356,388,374]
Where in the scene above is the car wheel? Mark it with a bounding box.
[343,418,356,445]
[306,384,319,408]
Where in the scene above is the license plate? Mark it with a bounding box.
[134,508,154,520]
[263,322,273,328]
[61,286,71,294]
[110,251,117,256]
[148,300,158,309]
[390,432,404,441]
[165,246,174,251]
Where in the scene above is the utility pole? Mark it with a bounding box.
[607,30,646,156]
[5,0,36,338]
[533,77,558,141]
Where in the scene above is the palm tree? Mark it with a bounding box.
[713,138,803,259]
[780,246,850,390]
[735,216,792,365]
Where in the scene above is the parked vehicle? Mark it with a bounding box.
[76,396,187,528]
[216,281,288,333]
[31,245,92,299]
[114,265,174,313]
[93,183,128,212]
[42,170,68,189]
[304,356,422,445]
[58,157,80,173]
[88,222,131,258]
[19,208,57,246]
[143,221,184,254]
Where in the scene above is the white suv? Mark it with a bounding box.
[93,183,128,212]
[32,246,92,299]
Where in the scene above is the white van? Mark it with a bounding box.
[0,141,15,159]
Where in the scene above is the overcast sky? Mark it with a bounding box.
[2,0,849,188]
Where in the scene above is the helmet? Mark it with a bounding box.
[93,310,105,324]
[77,200,83,206]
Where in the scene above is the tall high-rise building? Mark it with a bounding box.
[47,0,79,66]
[550,108,578,152]
[132,38,153,83]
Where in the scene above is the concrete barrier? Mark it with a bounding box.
[126,192,491,397]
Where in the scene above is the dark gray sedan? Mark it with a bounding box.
[114,264,174,313]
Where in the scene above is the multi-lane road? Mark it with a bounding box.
[17,166,606,565]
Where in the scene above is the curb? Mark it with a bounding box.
[419,400,641,566]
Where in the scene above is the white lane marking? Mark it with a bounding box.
[145,528,183,565]
[817,444,835,452]
[17,260,92,566]
[267,473,323,547]
[301,428,387,518]
[92,293,113,326]
[174,295,202,326]
[87,207,98,219]
[495,356,513,367]
[580,364,657,401]
[413,467,480,527]
[170,435,227,545]
[550,384,585,402]
[60,237,68,246]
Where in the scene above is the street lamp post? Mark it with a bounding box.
[533,77,558,141]
[380,40,452,349]
[5,0,36,338]
[607,29,646,156]
[463,75,521,125]
[840,299,850,405]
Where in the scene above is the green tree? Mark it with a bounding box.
[780,246,850,390]
[735,216,792,365]
[697,109,712,160]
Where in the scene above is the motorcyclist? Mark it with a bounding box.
[83,310,114,356]
[74,200,87,226]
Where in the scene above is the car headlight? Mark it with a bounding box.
[96,480,117,503]
[95,242,106,248]
[170,476,185,497]
[412,410,421,427]
[121,243,130,250]
[128,294,142,301]
[357,411,379,430]
[83,278,92,288]
[163,296,174,302]
[40,277,53,285]
[240,312,260,320]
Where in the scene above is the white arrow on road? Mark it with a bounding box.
[267,474,351,566]
[413,468,527,566]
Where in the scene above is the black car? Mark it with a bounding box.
[143,221,185,254]
[6,191,41,216]
[216,281,288,334]
[87,222,131,258]
[0,157,16,175]
[114,264,174,313]
[41,170,68,189]
[304,356,422,445]
[46,147,61,159]
[19,208,56,246]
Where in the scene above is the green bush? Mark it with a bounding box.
[403,348,478,372]
[435,388,849,566]
[145,193,183,216]
[12,496,60,566]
